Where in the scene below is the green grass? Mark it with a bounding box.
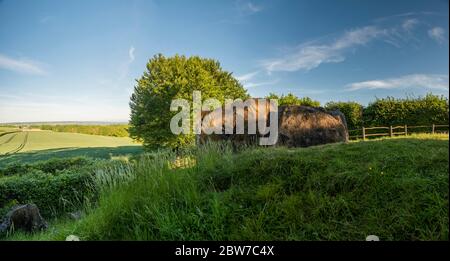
[5,134,448,241]
[0,131,142,166]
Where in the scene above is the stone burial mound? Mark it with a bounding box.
[277,105,349,147]
[198,101,349,147]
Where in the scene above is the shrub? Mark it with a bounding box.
[363,94,449,127]
[0,157,102,217]
[325,101,364,130]
[0,169,94,217]
[0,157,94,176]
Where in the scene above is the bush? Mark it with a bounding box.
[363,94,449,127]
[0,169,94,217]
[0,157,94,176]
[0,157,100,217]
[325,101,364,130]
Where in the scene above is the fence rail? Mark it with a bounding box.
[349,124,449,140]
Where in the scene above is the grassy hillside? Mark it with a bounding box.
[6,134,448,241]
[0,131,142,166]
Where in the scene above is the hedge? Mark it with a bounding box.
[0,169,94,217]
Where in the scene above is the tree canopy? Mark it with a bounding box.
[129,54,248,149]
[266,92,320,107]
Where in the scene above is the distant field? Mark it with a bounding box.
[0,130,142,166]
[0,127,19,134]
[37,124,129,137]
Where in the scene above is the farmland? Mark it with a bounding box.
[0,130,142,166]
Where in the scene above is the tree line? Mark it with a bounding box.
[38,124,129,137]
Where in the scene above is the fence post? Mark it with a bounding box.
[432,124,435,134]
[389,126,393,137]
[362,127,366,140]
[404,125,407,136]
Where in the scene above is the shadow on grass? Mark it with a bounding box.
[0,146,143,166]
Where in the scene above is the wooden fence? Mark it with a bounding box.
[349,124,449,140]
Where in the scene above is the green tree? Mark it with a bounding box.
[129,54,248,149]
[265,92,320,107]
[325,101,364,130]
[363,94,449,126]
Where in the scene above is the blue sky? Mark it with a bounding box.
[0,0,448,122]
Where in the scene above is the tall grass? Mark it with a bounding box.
[5,135,449,241]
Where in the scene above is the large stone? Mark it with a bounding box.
[0,204,48,234]
[198,102,349,148]
[277,106,349,147]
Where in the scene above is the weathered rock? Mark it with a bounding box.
[277,106,349,147]
[198,102,349,148]
[0,204,48,234]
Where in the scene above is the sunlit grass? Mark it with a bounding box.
[3,134,448,241]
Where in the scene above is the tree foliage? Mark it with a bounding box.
[363,94,449,126]
[129,54,248,149]
[325,94,449,130]
[38,125,129,137]
[266,92,320,107]
[325,101,364,130]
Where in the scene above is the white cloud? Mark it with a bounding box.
[246,2,262,13]
[243,79,279,89]
[235,70,278,88]
[262,26,385,73]
[235,71,258,82]
[402,18,419,31]
[128,46,135,62]
[428,27,445,44]
[118,45,135,80]
[0,54,46,75]
[346,74,449,91]
[236,0,262,16]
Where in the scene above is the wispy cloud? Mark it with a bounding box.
[428,27,446,44]
[402,18,419,32]
[236,71,259,82]
[262,26,385,73]
[128,46,135,62]
[118,45,135,80]
[236,0,262,16]
[235,70,278,88]
[346,74,449,91]
[0,54,46,75]
[260,14,448,73]
[244,79,279,89]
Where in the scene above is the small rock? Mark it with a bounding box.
[0,204,48,234]
[366,235,380,241]
[66,235,80,241]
